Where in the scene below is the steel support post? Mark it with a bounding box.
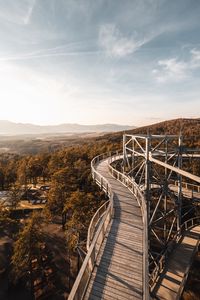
[177,135,183,231]
[123,134,126,173]
[145,136,150,222]
[164,138,168,243]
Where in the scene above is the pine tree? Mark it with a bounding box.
[11,212,44,297]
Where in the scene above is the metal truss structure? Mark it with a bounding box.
[122,134,200,274]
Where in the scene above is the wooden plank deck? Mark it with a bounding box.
[152,226,200,300]
[84,159,144,300]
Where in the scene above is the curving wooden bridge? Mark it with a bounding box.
[84,158,144,300]
[68,134,200,300]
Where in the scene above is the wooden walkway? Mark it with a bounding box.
[152,226,200,300]
[84,159,144,300]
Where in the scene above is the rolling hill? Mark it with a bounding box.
[0,120,135,136]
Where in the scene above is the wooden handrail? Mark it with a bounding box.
[150,156,200,184]
[68,153,113,300]
[149,216,200,289]
[68,205,112,300]
[108,152,149,300]
[173,180,200,193]
[86,200,110,251]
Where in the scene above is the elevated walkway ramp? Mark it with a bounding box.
[84,159,144,300]
[152,226,200,300]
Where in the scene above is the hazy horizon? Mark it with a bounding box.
[0,119,133,127]
[0,1,200,126]
[0,120,136,136]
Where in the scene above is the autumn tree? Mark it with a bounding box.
[10,183,22,210]
[37,153,51,182]
[46,168,72,224]
[26,157,43,186]
[64,191,104,239]
[5,160,18,188]
[11,212,44,297]
[0,169,5,190]
[17,158,28,187]
[0,203,12,230]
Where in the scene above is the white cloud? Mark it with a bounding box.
[98,24,147,58]
[0,44,99,62]
[23,0,36,25]
[190,48,200,67]
[153,48,200,83]
[0,0,37,25]
[153,58,188,83]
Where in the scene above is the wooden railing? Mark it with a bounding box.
[108,152,149,300]
[177,217,200,298]
[173,180,200,193]
[149,216,200,290]
[68,153,113,300]
[86,200,110,251]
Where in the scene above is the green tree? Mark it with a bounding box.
[10,183,21,210]
[11,212,44,297]
[0,168,5,190]
[17,158,28,187]
[0,203,11,230]
[28,157,43,186]
[47,167,74,224]
[64,191,103,238]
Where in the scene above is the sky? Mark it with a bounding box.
[0,0,200,126]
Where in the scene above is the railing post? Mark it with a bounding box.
[100,177,103,189]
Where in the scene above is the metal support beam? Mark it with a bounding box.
[122,133,200,287]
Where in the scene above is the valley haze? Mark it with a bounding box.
[0,120,135,136]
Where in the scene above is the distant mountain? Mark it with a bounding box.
[0,120,136,136]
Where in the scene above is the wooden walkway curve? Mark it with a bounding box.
[84,158,144,300]
[152,225,200,300]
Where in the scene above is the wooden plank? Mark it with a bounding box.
[97,243,142,256]
[88,273,143,298]
[94,270,142,287]
[97,257,143,270]
[90,271,142,290]
[96,249,143,267]
[99,240,143,253]
[98,258,143,274]
[86,281,141,300]
[107,232,143,241]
